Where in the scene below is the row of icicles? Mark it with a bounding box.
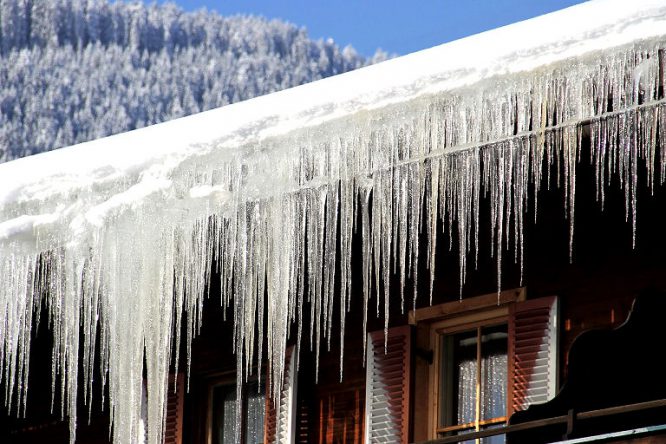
[0,40,664,443]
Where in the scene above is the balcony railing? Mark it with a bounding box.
[414,398,666,444]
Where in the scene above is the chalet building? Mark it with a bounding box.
[2,1,666,443]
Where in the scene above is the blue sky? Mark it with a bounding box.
[165,0,588,57]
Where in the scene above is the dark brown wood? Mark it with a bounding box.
[509,291,666,443]
[293,329,367,444]
[164,373,184,444]
[264,370,277,444]
[411,323,432,442]
[566,408,575,437]
[577,399,666,420]
[409,288,525,325]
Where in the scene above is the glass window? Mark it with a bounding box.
[211,380,265,444]
[438,324,508,443]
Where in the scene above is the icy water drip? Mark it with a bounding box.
[1,34,666,444]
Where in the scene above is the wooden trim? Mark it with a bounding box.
[409,288,525,325]
[420,415,569,444]
[175,374,185,444]
[431,310,507,335]
[205,384,214,444]
[427,326,440,440]
[205,373,236,444]
[475,328,482,435]
[435,416,507,434]
[203,370,266,444]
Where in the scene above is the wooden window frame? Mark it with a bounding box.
[204,370,267,444]
[433,322,509,438]
[410,288,525,441]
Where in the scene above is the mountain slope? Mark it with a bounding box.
[0,0,378,161]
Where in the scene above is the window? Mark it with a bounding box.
[203,347,297,444]
[209,380,266,444]
[410,289,559,443]
[437,324,508,443]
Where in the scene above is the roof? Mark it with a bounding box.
[1,0,664,244]
[1,1,665,443]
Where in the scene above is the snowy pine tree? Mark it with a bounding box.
[0,0,383,162]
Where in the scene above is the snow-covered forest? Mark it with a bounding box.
[0,0,380,162]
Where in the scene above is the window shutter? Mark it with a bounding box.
[508,296,558,414]
[364,325,412,444]
[294,392,312,443]
[265,346,297,444]
[164,373,185,444]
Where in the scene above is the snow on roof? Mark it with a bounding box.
[1,0,664,234]
[1,1,666,443]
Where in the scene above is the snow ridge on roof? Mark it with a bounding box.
[1,0,665,203]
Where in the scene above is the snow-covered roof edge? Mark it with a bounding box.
[1,0,665,204]
[2,1,666,443]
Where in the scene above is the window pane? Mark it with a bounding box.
[480,325,508,421]
[212,382,266,444]
[212,385,238,444]
[244,381,265,444]
[440,329,478,427]
[457,355,477,425]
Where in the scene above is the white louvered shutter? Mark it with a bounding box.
[364,326,411,444]
[509,296,558,413]
[265,347,297,444]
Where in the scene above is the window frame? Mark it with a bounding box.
[409,288,525,441]
[204,371,267,444]
[433,319,509,438]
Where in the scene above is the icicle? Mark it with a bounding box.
[426,157,440,305]
[360,185,373,363]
